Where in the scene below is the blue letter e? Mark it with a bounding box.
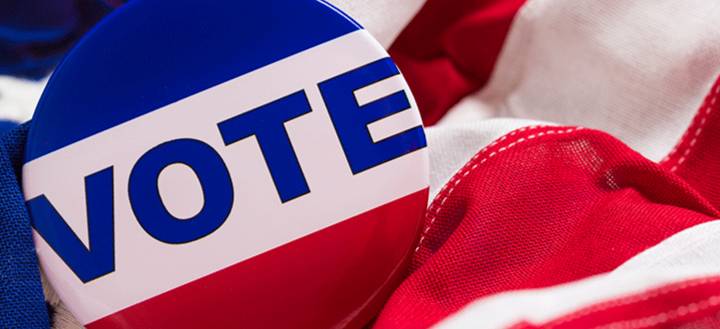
[319,58,427,174]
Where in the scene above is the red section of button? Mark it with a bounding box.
[86,188,428,329]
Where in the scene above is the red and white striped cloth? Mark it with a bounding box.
[372,0,720,327]
[3,0,720,328]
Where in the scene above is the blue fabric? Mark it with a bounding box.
[0,122,50,329]
[0,120,18,134]
[0,0,123,78]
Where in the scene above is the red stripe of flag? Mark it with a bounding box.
[390,0,528,126]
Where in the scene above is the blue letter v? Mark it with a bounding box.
[28,167,115,283]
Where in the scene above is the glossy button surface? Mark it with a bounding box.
[22,1,429,328]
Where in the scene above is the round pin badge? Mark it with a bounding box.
[23,1,428,328]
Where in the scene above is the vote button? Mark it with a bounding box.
[23,1,429,328]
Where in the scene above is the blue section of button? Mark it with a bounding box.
[26,0,360,162]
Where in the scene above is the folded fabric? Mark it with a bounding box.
[0,0,121,78]
[0,119,17,134]
[0,123,48,329]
